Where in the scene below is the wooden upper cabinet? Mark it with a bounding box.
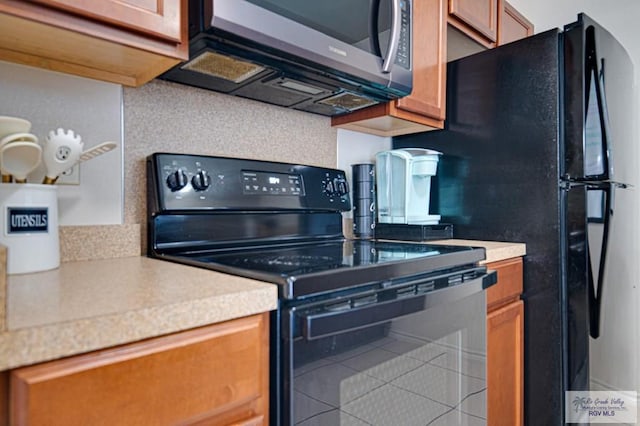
[498,0,534,46]
[448,0,498,46]
[0,0,188,86]
[396,0,447,122]
[28,0,182,43]
[331,0,447,137]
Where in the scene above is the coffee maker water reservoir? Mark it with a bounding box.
[376,148,442,224]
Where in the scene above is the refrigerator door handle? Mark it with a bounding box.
[584,26,613,182]
[587,182,612,338]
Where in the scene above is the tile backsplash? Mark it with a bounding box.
[122,79,338,227]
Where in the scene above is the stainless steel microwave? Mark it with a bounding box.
[161,0,413,116]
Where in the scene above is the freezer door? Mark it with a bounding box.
[563,14,635,185]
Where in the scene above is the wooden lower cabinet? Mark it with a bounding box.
[486,257,524,426]
[488,299,524,425]
[8,313,270,426]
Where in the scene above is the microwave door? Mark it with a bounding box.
[364,0,405,73]
[381,0,402,72]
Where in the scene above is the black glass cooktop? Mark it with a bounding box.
[165,240,485,299]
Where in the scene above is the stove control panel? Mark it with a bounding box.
[148,153,351,212]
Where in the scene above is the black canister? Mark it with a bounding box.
[351,163,376,239]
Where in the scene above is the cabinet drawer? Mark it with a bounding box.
[10,313,269,425]
[486,257,523,311]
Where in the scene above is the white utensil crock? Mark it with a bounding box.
[0,184,59,274]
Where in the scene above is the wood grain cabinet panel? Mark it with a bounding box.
[29,0,182,43]
[9,313,270,426]
[487,300,524,426]
[486,258,524,426]
[0,371,7,426]
[0,0,187,86]
[486,257,523,310]
[448,0,498,45]
[497,0,534,45]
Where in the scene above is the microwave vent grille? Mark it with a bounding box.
[318,92,378,112]
[182,51,265,83]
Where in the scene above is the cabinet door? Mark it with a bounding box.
[497,0,534,45]
[29,0,182,42]
[10,313,269,426]
[487,300,524,426]
[449,0,498,42]
[0,0,187,86]
[0,371,7,426]
[395,0,447,121]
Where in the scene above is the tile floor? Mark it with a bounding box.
[294,331,487,425]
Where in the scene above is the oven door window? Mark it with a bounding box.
[288,291,486,425]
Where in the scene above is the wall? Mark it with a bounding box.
[1,60,338,259]
[336,129,391,219]
[122,79,337,227]
[0,60,123,226]
[508,0,640,398]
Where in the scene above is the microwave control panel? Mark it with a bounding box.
[396,0,411,69]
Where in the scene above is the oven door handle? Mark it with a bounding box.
[298,271,496,340]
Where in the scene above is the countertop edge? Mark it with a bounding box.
[429,239,527,264]
[0,284,277,371]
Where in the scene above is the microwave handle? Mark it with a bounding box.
[381,0,402,73]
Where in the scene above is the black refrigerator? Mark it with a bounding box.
[394,13,636,426]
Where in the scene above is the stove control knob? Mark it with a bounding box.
[324,180,335,195]
[191,170,211,191]
[335,179,349,196]
[166,169,188,192]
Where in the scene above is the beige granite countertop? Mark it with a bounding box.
[429,239,527,264]
[0,239,524,372]
[0,256,277,371]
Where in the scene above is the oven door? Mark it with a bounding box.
[280,271,494,425]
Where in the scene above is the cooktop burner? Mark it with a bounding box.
[164,240,484,298]
[218,254,342,272]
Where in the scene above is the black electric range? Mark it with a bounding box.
[147,153,489,300]
[147,153,497,425]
